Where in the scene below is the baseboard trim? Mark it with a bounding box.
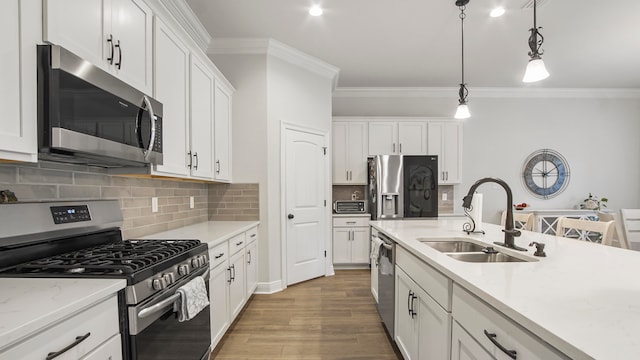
[255,280,284,294]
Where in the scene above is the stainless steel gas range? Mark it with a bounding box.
[0,200,211,360]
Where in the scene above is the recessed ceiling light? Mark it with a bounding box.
[490,7,505,17]
[309,5,323,16]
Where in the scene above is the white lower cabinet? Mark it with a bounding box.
[333,216,371,265]
[0,295,121,360]
[452,284,568,360]
[395,266,451,360]
[208,226,259,350]
[228,249,246,319]
[451,321,493,360]
[245,228,258,295]
[209,241,230,349]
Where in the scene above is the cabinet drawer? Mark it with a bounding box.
[1,295,120,360]
[452,285,568,360]
[396,245,451,311]
[246,226,258,244]
[333,217,369,227]
[229,233,246,255]
[80,334,122,360]
[209,242,228,269]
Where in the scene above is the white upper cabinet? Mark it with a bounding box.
[152,17,190,177]
[368,121,427,156]
[428,122,462,184]
[44,0,153,94]
[398,122,428,155]
[189,54,216,180]
[368,122,398,155]
[0,0,39,162]
[332,121,368,184]
[214,81,233,182]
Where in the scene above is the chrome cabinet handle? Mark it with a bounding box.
[46,332,91,360]
[187,151,192,168]
[393,143,396,153]
[227,267,233,283]
[231,264,236,281]
[214,253,224,259]
[114,39,122,69]
[236,241,244,246]
[407,290,413,316]
[250,234,256,238]
[346,221,357,225]
[106,34,114,64]
[247,250,252,264]
[484,330,517,359]
[141,95,156,161]
[399,143,402,153]
[216,160,221,174]
[194,152,198,170]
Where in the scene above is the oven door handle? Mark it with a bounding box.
[137,266,209,319]
[137,293,180,319]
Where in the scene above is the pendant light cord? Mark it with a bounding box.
[459,6,466,85]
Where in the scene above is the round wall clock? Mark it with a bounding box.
[521,149,570,199]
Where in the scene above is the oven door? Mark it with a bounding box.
[128,266,211,360]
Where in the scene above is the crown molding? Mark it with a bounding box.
[333,87,640,99]
[209,38,340,89]
[158,0,211,52]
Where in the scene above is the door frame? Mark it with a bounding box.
[280,122,333,289]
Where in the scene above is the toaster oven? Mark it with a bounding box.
[333,200,367,214]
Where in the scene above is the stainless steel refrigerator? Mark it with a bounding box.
[368,155,439,220]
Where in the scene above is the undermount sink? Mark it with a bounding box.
[447,252,527,263]
[418,237,535,263]
[420,240,486,253]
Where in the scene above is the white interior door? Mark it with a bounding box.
[285,128,327,285]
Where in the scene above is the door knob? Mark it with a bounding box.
[288,214,294,219]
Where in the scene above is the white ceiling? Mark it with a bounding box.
[184,0,640,89]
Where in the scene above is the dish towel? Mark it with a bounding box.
[174,276,209,322]
[370,236,384,264]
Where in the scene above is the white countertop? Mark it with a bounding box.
[143,221,260,248]
[332,213,371,218]
[371,218,640,360]
[0,278,125,352]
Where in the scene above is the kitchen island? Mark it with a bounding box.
[372,218,640,360]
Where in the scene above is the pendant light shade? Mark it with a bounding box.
[454,0,470,119]
[522,0,549,83]
[455,104,471,119]
[523,57,549,83]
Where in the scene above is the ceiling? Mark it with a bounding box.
[184,0,640,89]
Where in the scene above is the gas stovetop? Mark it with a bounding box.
[2,239,205,279]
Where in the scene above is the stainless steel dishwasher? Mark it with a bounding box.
[376,232,396,338]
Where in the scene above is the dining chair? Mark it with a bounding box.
[555,216,615,246]
[597,211,630,249]
[620,209,640,251]
[501,211,535,231]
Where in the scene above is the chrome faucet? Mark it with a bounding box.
[462,177,526,251]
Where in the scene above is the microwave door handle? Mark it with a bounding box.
[141,95,156,161]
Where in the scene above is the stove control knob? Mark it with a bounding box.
[163,273,175,285]
[191,258,199,268]
[152,278,165,290]
[178,264,190,276]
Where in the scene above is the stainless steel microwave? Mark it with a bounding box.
[37,45,163,167]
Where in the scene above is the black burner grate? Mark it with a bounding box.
[13,239,202,276]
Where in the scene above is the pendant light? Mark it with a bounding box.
[522,0,549,83]
[454,0,470,120]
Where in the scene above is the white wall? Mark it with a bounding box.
[210,48,335,291]
[207,54,273,285]
[333,90,640,224]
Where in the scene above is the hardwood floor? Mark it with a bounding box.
[210,270,402,360]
